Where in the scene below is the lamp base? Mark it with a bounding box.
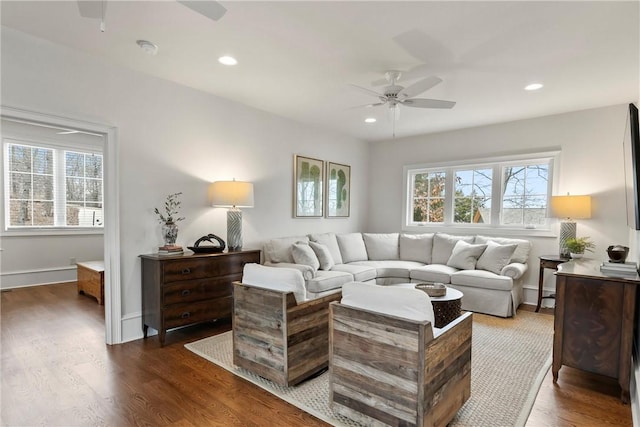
[559,220,576,258]
[227,208,243,251]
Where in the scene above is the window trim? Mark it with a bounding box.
[402,150,560,235]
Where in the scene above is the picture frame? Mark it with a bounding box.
[293,155,324,218]
[326,161,351,218]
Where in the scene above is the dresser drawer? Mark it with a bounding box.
[164,297,232,330]
[163,258,212,283]
[163,275,238,306]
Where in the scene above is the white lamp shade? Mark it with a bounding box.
[210,180,254,208]
[550,195,591,219]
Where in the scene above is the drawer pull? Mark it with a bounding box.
[181,312,191,319]
[181,268,191,275]
[181,289,191,297]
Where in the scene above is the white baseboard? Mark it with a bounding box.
[0,266,77,289]
[120,311,150,343]
[522,284,556,309]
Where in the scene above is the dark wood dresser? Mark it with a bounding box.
[140,249,260,345]
[553,260,639,403]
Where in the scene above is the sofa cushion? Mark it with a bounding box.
[306,270,353,293]
[363,233,399,260]
[399,233,435,264]
[291,243,320,271]
[432,233,475,265]
[309,242,335,271]
[476,241,518,274]
[264,235,309,263]
[331,263,377,282]
[308,232,343,264]
[474,235,532,264]
[451,269,513,291]
[341,282,435,325]
[350,260,425,279]
[446,241,487,270]
[242,263,307,303]
[336,233,368,263]
[410,264,459,284]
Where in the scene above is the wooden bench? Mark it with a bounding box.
[77,261,105,305]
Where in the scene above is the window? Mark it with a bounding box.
[4,140,103,229]
[405,153,556,230]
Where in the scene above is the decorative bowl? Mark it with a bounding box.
[415,282,447,297]
[607,245,629,263]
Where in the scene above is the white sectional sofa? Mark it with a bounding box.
[262,232,531,317]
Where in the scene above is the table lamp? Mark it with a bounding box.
[211,179,254,251]
[550,194,591,258]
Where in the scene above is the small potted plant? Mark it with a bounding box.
[565,236,595,259]
[154,192,185,247]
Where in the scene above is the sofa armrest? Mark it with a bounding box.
[500,262,528,280]
[263,261,315,280]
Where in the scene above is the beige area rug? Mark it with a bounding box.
[185,311,553,427]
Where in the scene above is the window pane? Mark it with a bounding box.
[10,172,31,199]
[411,171,445,223]
[85,179,102,202]
[33,175,54,200]
[33,148,53,174]
[501,163,549,226]
[454,168,492,224]
[9,200,31,225]
[65,152,83,177]
[33,201,54,226]
[9,145,31,172]
[66,177,84,202]
[85,154,102,178]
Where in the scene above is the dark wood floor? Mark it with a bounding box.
[0,283,632,426]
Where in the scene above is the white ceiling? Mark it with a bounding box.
[2,1,639,142]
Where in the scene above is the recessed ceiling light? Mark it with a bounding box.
[525,83,543,91]
[136,40,158,55]
[364,118,377,123]
[218,56,238,66]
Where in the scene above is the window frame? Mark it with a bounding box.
[402,151,560,236]
[2,136,104,235]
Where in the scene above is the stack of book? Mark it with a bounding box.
[599,261,638,277]
[158,245,184,255]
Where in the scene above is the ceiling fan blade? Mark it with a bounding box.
[178,0,227,21]
[348,102,386,109]
[398,76,442,99]
[348,84,384,99]
[77,0,105,19]
[401,98,456,109]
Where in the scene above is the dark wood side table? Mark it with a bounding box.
[140,249,260,346]
[536,255,569,312]
[553,260,639,403]
[430,287,464,328]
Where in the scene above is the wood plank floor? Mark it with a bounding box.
[0,282,632,426]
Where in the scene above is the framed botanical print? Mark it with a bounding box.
[293,155,324,217]
[326,162,350,218]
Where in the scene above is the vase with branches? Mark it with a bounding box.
[154,192,185,246]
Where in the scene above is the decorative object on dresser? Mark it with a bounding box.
[553,260,639,403]
[76,260,105,305]
[140,249,260,346]
[536,254,569,312]
[188,234,226,253]
[325,161,350,218]
[293,155,324,218]
[607,244,630,263]
[599,260,638,277]
[564,236,595,259]
[154,192,185,247]
[550,194,592,258]
[210,179,254,251]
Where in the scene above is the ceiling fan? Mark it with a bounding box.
[77,0,227,32]
[350,70,456,115]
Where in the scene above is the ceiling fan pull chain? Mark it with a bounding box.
[100,0,106,32]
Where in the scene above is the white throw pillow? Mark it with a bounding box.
[432,233,475,265]
[336,233,368,263]
[400,233,434,263]
[308,232,344,264]
[309,242,335,271]
[363,233,399,260]
[476,241,518,274]
[474,235,531,264]
[265,235,309,263]
[446,240,488,270]
[291,243,320,271]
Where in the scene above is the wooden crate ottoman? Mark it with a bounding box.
[77,261,105,305]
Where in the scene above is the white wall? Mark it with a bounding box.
[368,104,631,305]
[1,28,369,341]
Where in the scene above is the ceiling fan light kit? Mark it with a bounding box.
[136,40,158,56]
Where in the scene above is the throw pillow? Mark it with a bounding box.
[291,243,320,271]
[476,240,518,274]
[432,233,475,265]
[309,242,335,270]
[399,233,434,263]
[336,233,368,263]
[446,240,488,270]
[308,232,344,264]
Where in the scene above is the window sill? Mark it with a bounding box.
[1,228,104,237]
[402,224,557,238]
